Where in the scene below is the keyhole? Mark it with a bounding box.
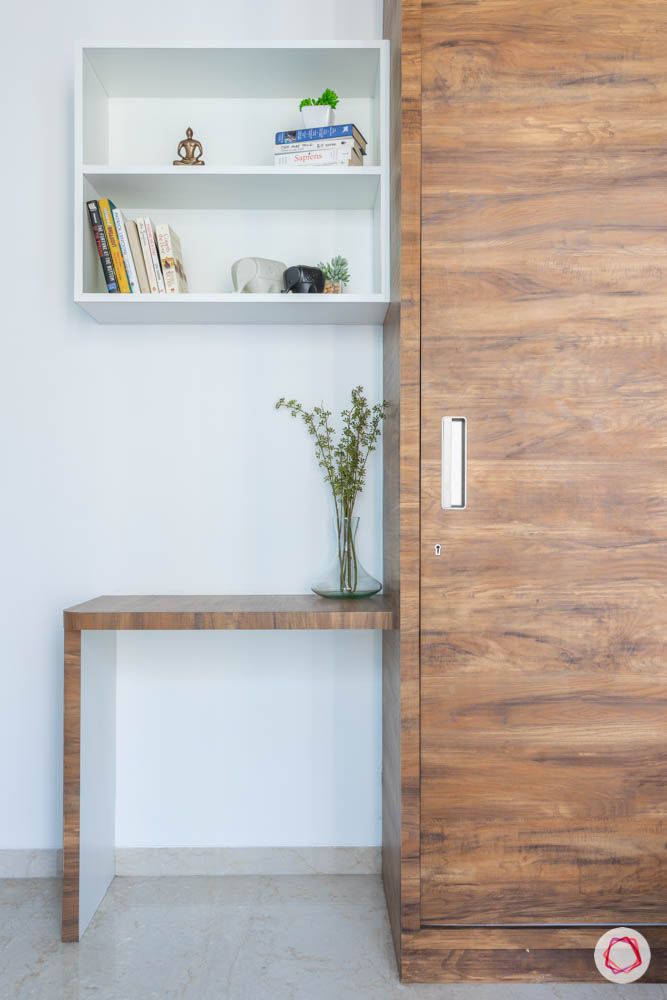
[434,543,442,556]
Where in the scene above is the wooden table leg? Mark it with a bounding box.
[62,629,117,942]
[62,628,81,941]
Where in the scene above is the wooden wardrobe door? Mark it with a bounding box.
[420,0,667,925]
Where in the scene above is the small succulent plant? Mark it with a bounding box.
[299,88,339,111]
[319,255,350,286]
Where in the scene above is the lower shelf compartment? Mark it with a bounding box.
[75,293,389,325]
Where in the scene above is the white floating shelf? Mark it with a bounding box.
[83,166,382,211]
[75,293,389,326]
[75,42,390,325]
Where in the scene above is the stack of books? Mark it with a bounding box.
[274,124,367,168]
[86,198,188,294]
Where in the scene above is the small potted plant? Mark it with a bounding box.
[299,88,339,128]
[319,256,350,294]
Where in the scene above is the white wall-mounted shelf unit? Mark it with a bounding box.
[75,42,390,326]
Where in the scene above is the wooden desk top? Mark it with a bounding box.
[64,594,396,631]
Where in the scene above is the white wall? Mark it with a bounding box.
[0,0,383,851]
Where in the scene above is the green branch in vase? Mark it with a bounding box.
[275,387,388,516]
[276,387,388,596]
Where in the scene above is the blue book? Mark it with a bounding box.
[275,123,367,149]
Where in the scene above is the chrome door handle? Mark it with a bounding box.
[441,416,467,509]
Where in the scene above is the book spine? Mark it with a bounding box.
[155,225,178,294]
[273,138,362,155]
[112,208,139,293]
[274,148,359,167]
[123,218,150,293]
[98,199,130,293]
[135,218,159,293]
[161,264,176,293]
[143,218,166,293]
[275,124,366,146]
[86,200,118,293]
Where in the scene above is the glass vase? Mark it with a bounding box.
[312,506,382,599]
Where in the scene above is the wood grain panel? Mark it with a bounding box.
[63,595,395,631]
[382,0,423,969]
[62,628,80,942]
[422,184,667,304]
[402,927,667,983]
[420,0,667,932]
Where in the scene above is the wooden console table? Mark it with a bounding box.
[62,595,395,942]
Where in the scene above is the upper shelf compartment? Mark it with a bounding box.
[80,42,386,169]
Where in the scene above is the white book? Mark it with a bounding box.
[123,217,151,294]
[111,208,140,293]
[273,138,362,156]
[135,218,160,293]
[155,224,189,294]
[143,217,166,293]
[274,147,362,168]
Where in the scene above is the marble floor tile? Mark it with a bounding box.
[0,876,666,1000]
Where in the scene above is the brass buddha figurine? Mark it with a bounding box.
[173,127,205,166]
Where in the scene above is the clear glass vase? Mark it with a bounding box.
[312,506,382,599]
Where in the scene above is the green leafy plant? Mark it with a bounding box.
[275,387,387,592]
[299,88,339,111]
[319,255,351,286]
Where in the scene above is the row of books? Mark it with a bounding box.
[273,123,367,168]
[87,199,188,294]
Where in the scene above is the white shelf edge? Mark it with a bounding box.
[83,165,382,176]
[78,40,388,51]
[76,293,388,303]
[74,292,390,326]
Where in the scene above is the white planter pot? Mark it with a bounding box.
[301,105,334,128]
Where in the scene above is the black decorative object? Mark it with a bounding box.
[283,265,325,294]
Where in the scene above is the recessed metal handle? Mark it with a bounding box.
[441,417,467,510]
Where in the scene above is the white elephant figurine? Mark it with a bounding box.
[231,257,287,293]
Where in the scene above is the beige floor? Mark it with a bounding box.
[1,876,666,999]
